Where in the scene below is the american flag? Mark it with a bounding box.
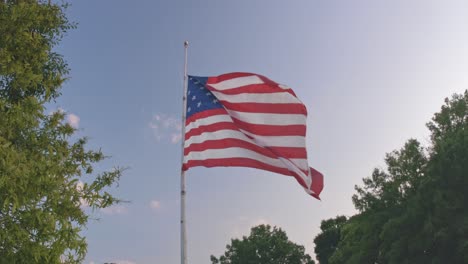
[182,72,323,199]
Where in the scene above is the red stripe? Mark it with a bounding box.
[207,72,255,84]
[186,108,227,126]
[207,83,297,96]
[186,117,306,138]
[268,146,307,159]
[206,72,297,97]
[184,138,276,158]
[183,157,297,177]
[292,173,308,191]
[310,167,324,198]
[221,101,307,115]
[256,75,298,97]
[184,138,307,159]
[182,158,312,195]
[206,83,280,95]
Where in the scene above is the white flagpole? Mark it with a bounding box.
[180,40,189,264]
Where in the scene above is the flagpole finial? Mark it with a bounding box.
[184,41,189,47]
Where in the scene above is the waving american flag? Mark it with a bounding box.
[182,72,323,199]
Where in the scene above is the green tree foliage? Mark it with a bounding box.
[313,216,347,264]
[211,224,315,264]
[0,1,122,263]
[314,91,468,264]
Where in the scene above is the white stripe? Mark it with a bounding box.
[186,114,232,134]
[227,110,306,126]
[185,129,254,147]
[184,147,309,172]
[185,128,305,148]
[279,157,311,188]
[186,115,306,147]
[211,90,301,104]
[208,75,263,90]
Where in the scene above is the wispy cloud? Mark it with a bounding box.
[67,113,80,128]
[50,108,80,128]
[171,133,182,144]
[149,113,182,143]
[252,218,270,226]
[100,205,128,215]
[149,200,161,210]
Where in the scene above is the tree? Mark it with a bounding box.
[314,91,468,264]
[366,92,467,264]
[324,140,428,264]
[378,91,468,263]
[313,216,347,264]
[0,1,122,263]
[211,224,315,264]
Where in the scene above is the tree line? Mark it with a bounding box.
[313,91,468,263]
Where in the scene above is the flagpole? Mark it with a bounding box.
[180,40,189,264]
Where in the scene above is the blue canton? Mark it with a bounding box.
[186,76,223,118]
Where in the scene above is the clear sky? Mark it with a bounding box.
[53,0,468,263]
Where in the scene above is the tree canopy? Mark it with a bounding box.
[313,216,347,264]
[211,224,315,264]
[314,91,468,264]
[0,1,122,263]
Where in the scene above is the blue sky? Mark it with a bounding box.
[53,0,468,263]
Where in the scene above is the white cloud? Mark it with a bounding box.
[171,133,182,143]
[100,205,128,215]
[148,122,161,141]
[149,113,182,143]
[49,108,80,129]
[253,218,270,226]
[149,200,161,210]
[67,113,80,128]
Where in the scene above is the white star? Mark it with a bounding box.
[199,86,204,89]
[187,107,191,112]
[206,92,211,96]
[192,95,196,101]
[188,90,191,95]
[197,101,202,107]
[213,99,218,103]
